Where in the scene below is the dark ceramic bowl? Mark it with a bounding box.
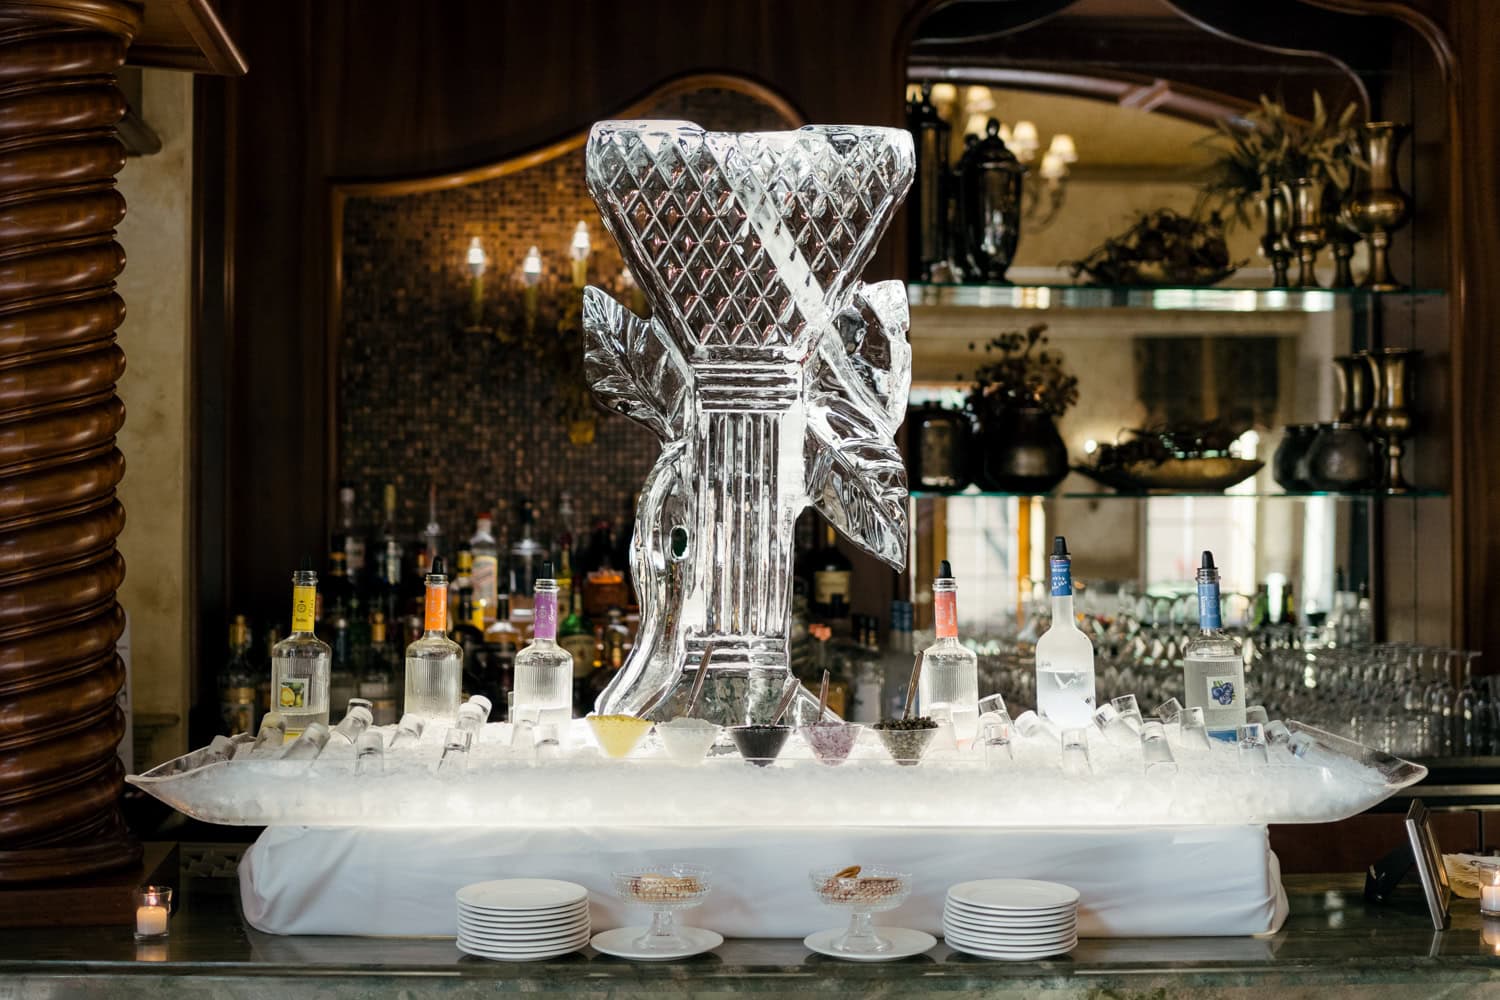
[728,724,792,767]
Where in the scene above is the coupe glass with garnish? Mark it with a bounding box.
[808,864,913,954]
[611,863,712,953]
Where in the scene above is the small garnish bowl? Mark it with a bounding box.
[587,714,654,759]
[727,724,791,767]
[800,722,863,765]
[656,717,721,763]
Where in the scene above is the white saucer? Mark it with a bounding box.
[943,911,1076,932]
[457,929,592,961]
[458,908,589,928]
[458,918,591,941]
[943,904,1076,926]
[457,878,588,911]
[943,920,1076,941]
[590,925,723,961]
[947,879,1079,911]
[804,927,936,962]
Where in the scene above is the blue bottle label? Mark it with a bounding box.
[1050,557,1071,597]
[1197,581,1222,629]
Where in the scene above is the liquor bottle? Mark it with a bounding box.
[448,549,473,611]
[256,623,280,729]
[333,484,365,587]
[512,564,572,725]
[376,482,403,586]
[556,547,575,618]
[881,600,914,719]
[850,615,883,724]
[404,556,463,722]
[917,560,980,740]
[327,613,355,722]
[509,499,546,623]
[1034,537,1097,728]
[1183,550,1245,741]
[810,520,853,623]
[559,589,597,707]
[359,612,400,725]
[484,593,522,692]
[1280,582,1298,627]
[421,480,443,571]
[469,513,500,625]
[271,565,333,738]
[219,614,257,735]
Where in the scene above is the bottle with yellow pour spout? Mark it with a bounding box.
[271,561,333,738]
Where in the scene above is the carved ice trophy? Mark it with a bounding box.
[583,121,914,723]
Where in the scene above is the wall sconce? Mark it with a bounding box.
[466,236,487,328]
[522,244,542,328]
[569,221,591,288]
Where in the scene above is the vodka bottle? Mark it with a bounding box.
[918,561,980,741]
[512,566,572,725]
[271,567,332,739]
[1182,550,1245,740]
[470,514,500,625]
[403,558,464,722]
[218,614,257,736]
[1034,537,1096,728]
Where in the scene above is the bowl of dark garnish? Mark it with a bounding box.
[873,718,938,766]
[728,724,792,767]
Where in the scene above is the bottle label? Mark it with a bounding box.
[813,570,851,605]
[1206,673,1240,708]
[472,556,499,614]
[1198,581,1222,630]
[934,588,958,639]
[425,585,447,633]
[534,591,558,640]
[561,635,596,677]
[278,678,307,710]
[1050,557,1071,597]
[291,585,316,632]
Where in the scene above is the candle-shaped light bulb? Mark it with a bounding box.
[964,112,989,140]
[569,221,591,288]
[1048,133,1078,163]
[521,245,542,287]
[1011,120,1039,160]
[1039,150,1067,181]
[466,236,487,278]
[929,82,958,106]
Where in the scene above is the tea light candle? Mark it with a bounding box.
[1476,860,1500,917]
[134,885,172,940]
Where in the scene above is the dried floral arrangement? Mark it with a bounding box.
[1065,209,1240,287]
[967,323,1079,419]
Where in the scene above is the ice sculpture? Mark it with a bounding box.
[582,121,915,723]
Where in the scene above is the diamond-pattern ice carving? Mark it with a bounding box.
[582,120,913,723]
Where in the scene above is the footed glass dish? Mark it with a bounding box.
[129,720,1424,829]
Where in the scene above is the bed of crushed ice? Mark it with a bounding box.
[128,717,1422,829]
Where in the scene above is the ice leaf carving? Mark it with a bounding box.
[805,359,909,571]
[828,279,911,432]
[582,287,693,443]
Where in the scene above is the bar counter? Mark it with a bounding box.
[6,865,1500,998]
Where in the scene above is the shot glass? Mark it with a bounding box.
[280,722,330,761]
[978,693,1008,718]
[1091,703,1135,746]
[437,727,472,773]
[1014,710,1060,742]
[982,718,1014,764]
[388,713,425,749]
[354,730,384,775]
[1061,727,1091,776]
[1245,705,1270,726]
[1177,707,1213,750]
[1237,723,1269,766]
[456,701,486,741]
[1264,719,1292,748]
[1140,720,1177,777]
[1111,694,1144,731]
[248,713,286,756]
[1153,697,1183,725]
[331,704,373,744]
[344,697,374,719]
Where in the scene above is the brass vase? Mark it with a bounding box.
[1282,177,1328,289]
[1333,352,1374,423]
[1364,348,1419,492]
[1343,123,1412,291]
[1258,187,1292,288]
[1323,182,1360,288]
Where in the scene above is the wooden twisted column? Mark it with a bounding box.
[0,0,142,882]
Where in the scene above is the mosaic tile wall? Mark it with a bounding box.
[339,88,796,551]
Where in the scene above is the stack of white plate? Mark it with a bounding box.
[942,879,1080,960]
[455,878,591,961]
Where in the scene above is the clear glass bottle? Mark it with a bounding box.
[509,500,546,625]
[881,600,914,719]
[469,514,499,625]
[918,560,980,740]
[1183,550,1245,740]
[218,613,257,736]
[334,484,365,587]
[512,568,572,725]
[1034,537,1097,728]
[271,568,332,738]
[403,558,464,722]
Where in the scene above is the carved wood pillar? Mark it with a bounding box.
[0,0,143,882]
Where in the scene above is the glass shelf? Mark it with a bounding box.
[908,282,1447,313]
[912,489,1449,500]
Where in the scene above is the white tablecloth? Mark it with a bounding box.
[240,824,1288,938]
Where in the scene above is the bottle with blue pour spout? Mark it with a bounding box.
[1034,536,1097,728]
[1182,550,1245,740]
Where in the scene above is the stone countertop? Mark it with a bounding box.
[5,874,1500,998]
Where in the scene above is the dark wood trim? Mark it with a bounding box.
[322,71,805,537]
[130,0,245,76]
